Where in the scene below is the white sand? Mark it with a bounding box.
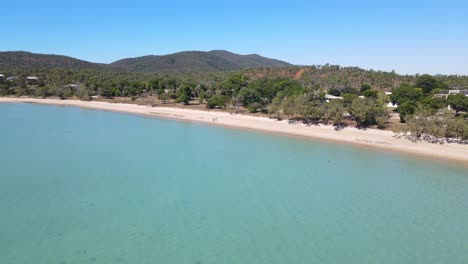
[1,97,467,163]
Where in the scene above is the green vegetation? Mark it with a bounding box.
[1,51,467,142]
[447,93,468,114]
[404,107,467,140]
[0,50,291,74]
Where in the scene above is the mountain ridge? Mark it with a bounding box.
[0,50,292,73]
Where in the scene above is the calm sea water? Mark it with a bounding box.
[0,103,467,264]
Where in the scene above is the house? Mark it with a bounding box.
[64,84,79,89]
[434,90,449,98]
[449,89,468,96]
[325,94,343,103]
[0,74,5,81]
[384,92,397,108]
[25,76,39,85]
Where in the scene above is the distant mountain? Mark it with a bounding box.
[0,50,291,73]
[110,50,291,73]
[0,51,106,71]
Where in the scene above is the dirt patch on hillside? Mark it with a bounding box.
[294,69,305,79]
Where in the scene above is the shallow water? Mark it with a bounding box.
[0,103,467,264]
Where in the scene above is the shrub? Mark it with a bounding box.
[206,95,230,109]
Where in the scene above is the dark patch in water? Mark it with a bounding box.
[89,256,97,262]
[76,249,88,255]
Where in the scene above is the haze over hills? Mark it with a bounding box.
[0,50,291,73]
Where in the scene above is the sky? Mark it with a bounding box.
[1,0,467,75]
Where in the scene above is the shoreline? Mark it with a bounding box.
[1,97,467,164]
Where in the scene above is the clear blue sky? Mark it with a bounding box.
[1,0,467,75]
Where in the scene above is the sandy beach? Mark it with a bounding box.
[1,97,467,163]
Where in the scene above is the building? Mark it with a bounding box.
[64,84,79,89]
[25,76,39,85]
[434,90,468,98]
[384,92,397,108]
[0,74,5,81]
[448,89,468,96]
[325,94,343,102]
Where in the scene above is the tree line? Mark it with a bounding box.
[1,69,467,141]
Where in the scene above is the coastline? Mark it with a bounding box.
[1,97,467,163]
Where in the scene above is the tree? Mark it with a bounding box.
[404,106,434,138]
[268,91,286,119]
[236,87,261,107]
[222,74,247,97]
[375,107,390,129]
[363,89,378,98]
[415,74,437,95]
[206,95,230,109]
[35,86,49,98]
[100,86,115,99]
[342,87,358,94]
[328,88,341,96]
[302,99,326,121]
[280,95,302,118]
[77,84,91,101]
[360,83,372,94]
[158,92,171,104]
[420,96,447,112]
[176,85,192,105]
[398,101,417,122]
[390,85,422,106]
[447,93,468,114]
[348,98,373,127]
[342,93,358,107]
[0,84,10,96]
[326,99,344,125]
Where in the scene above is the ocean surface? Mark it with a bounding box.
[0,103,467,264]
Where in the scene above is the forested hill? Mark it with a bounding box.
[0,50,291,73]
[0,51,107,71]
[2,50,467,89]
[110,50,291,73]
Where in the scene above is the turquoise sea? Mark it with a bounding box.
[0,103,467,264]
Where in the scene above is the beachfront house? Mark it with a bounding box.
[325,94,343,103]
[385,91,397,108]
[434,90,449,98]
[448,89,468,96]
[434,89,468,98]
[64,84,79,89]
[25,76,39,85]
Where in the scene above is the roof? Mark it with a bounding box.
[325,94,343,99]
[449,89,468,95]
[26,76,39,80]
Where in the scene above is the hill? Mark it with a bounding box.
[0,51,107,71]
[0,50,291,73]
[109,50,291,73]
